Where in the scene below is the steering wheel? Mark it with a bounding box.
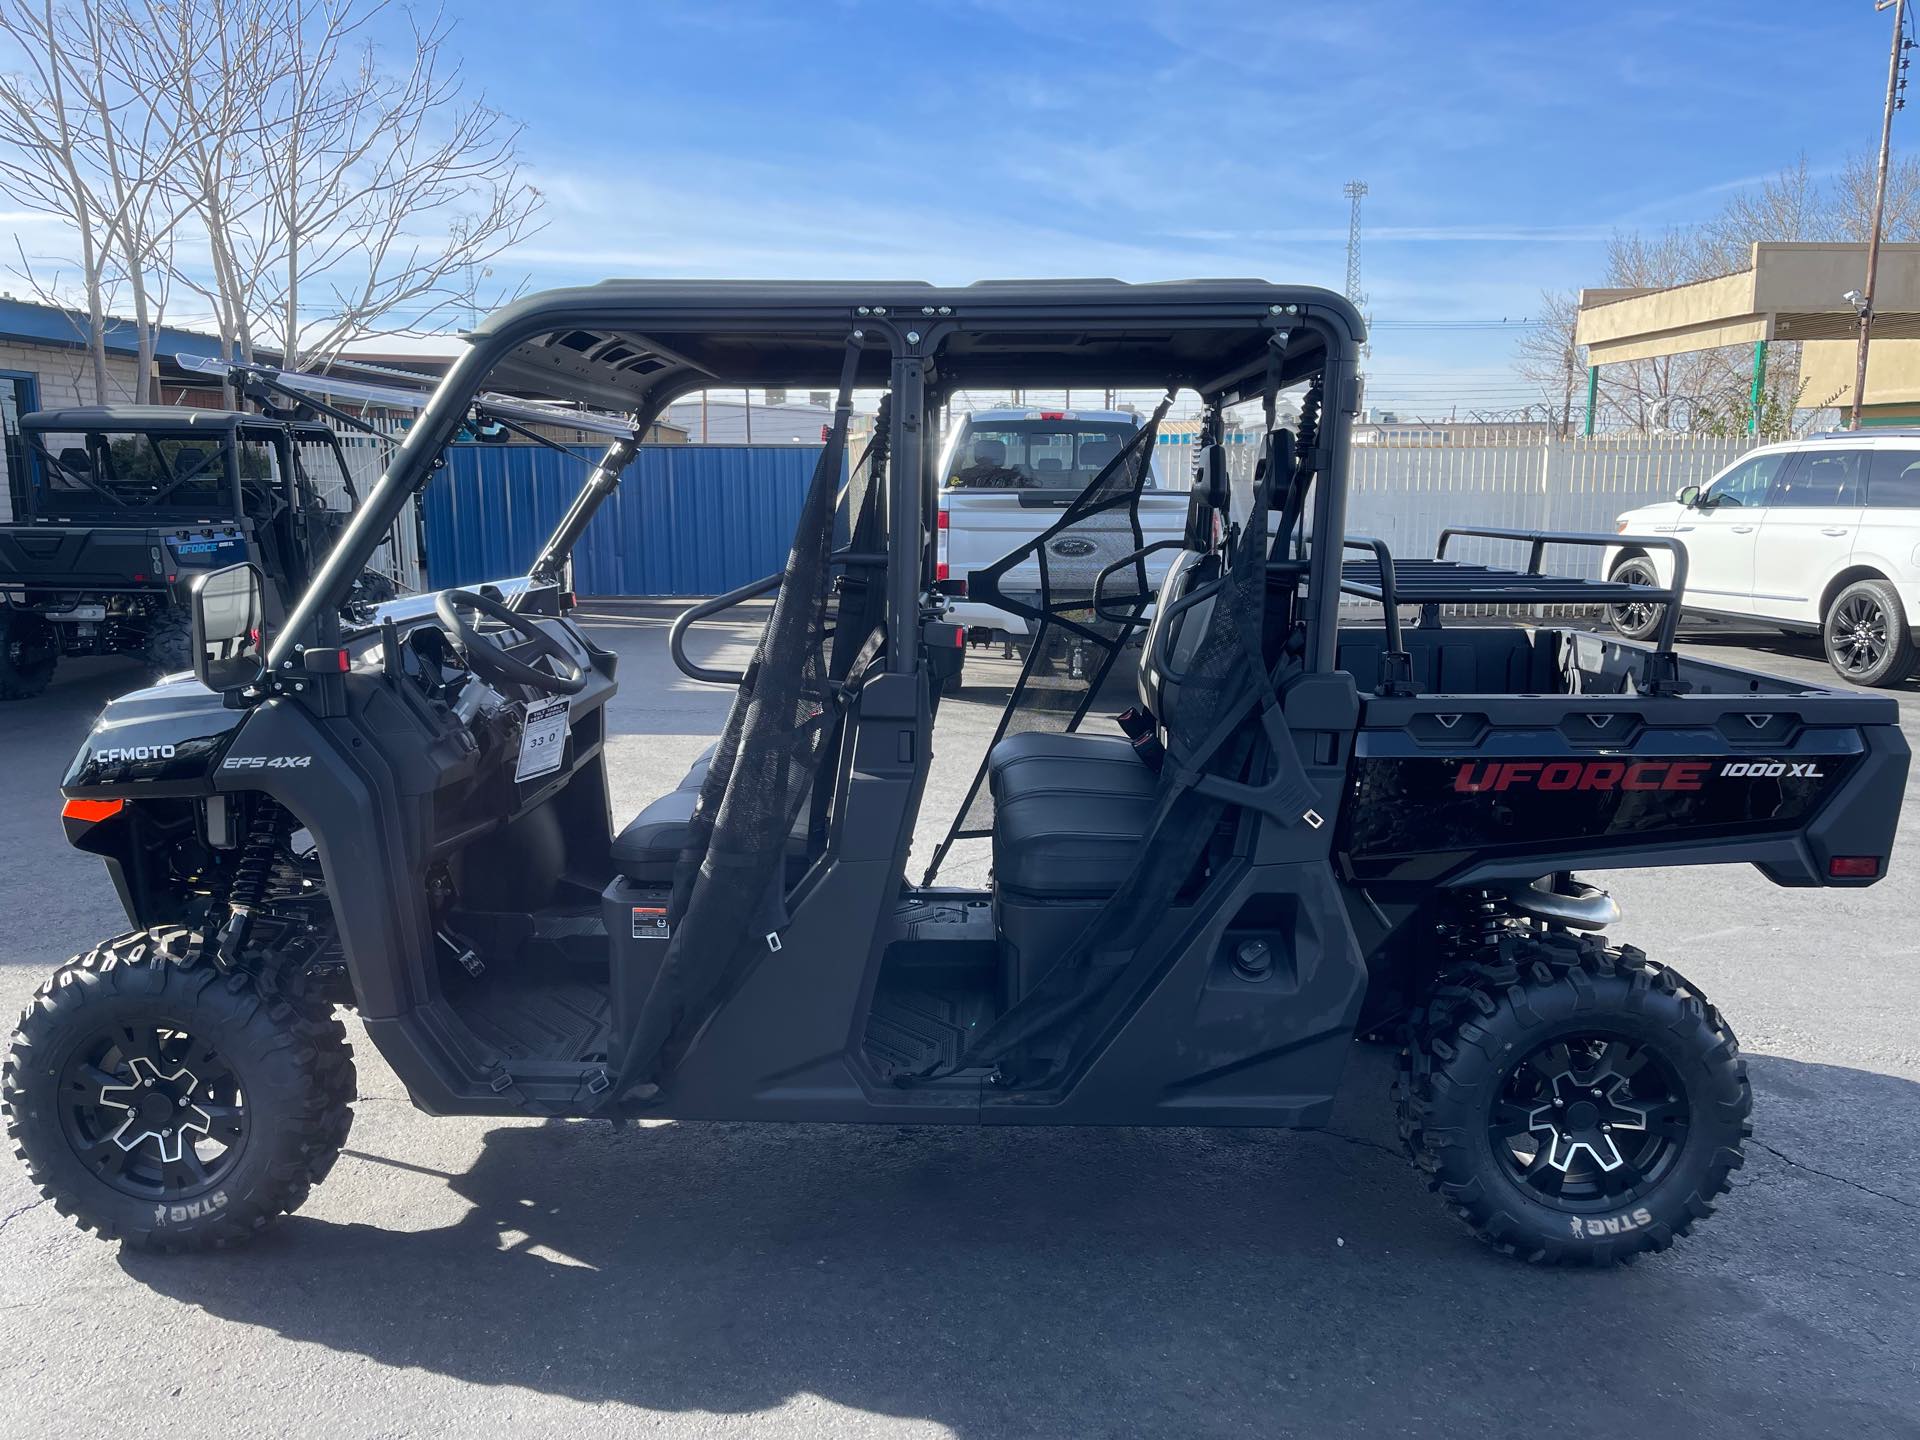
[434,588,587,696]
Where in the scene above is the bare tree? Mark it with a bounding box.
[163,0,544,371]
[0,0,542,399]
[0,0,173,400]
[1512,288,1584,436]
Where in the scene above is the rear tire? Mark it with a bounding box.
[4,926,355,1252]
[1397,931,1751,1265]
[1605,556,1666,642]
[0,608,57,699]
[141,607,194,679]
[1822,578,1916,688]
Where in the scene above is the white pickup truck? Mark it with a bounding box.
[934,409,1187,666]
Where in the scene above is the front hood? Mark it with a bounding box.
[1617,501,1684,530]
[63,675,245,794]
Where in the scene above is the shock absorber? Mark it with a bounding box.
[1443,888,1518,963]
[212,797,286,970]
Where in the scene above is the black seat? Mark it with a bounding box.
[991,735,1157,897]
[986,552,1219,898]
[611,742,810,881]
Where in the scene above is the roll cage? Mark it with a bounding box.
[277,279,1368,697]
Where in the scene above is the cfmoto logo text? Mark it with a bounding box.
[96,744,175,764]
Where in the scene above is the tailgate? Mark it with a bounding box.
[0,524,167,590]
[0,522,251,591]
[946,491,1186,599]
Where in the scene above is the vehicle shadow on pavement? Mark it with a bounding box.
[114,1049,1920,1438]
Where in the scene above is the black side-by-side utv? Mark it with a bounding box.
[5,280,1909,1265]
[0,406,400,698]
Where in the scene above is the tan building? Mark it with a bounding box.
[1574,242,1920,429]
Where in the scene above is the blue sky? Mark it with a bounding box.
[429,1,1901,415]
[3,1,1900,413]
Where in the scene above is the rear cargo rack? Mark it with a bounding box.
[1336,527,1691,696]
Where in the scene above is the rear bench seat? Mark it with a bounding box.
[986,546,1217,899]
[988,732,1157,897]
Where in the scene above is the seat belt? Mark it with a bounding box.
[1114,705,1164,772]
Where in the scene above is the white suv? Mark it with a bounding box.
[1606,431,1920,686]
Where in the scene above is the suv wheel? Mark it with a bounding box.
[1822,578,1917,688]
[0,608,57,700]
[5,926,355,1251]
[1605,556,1666,642]
[1398,931,1751,1265]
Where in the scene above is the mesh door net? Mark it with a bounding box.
[921,394,1172,884]
[905,416,1315,1086]
[613,341,876,1096]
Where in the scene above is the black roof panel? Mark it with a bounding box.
[470,278,1363,407]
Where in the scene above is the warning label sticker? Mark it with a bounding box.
[632,906,672,941]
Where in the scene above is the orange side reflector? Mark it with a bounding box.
[62,798,125,823]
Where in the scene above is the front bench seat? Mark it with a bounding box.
[611,741,811,882]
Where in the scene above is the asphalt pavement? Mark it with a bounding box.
[1,609,1917,1439]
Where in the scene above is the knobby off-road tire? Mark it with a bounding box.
[0,608,57,699]
[1397,931,1751,1266]
[141,606,195,679]
[4,926,355,1252]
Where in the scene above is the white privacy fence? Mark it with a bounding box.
[1159,428,1778,582]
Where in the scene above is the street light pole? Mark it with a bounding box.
[1853,0,1910,429]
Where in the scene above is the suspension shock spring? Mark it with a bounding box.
[1448,888,1518,958]
[211,798,287,969]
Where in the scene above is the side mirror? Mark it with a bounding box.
[1676,484,1702,508]
[191,562,267,692]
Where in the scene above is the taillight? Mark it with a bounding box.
[936,560,950,580]
[62,798,125,823]
[936,509,949,530]
[1829,856,1881,878]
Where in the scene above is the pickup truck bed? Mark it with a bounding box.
[942,487,1187,638]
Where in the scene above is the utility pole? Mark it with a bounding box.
[1853,0,1912,429]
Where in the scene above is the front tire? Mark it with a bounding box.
[4,926,355,1252]
[1606,556,1666,642]
[1398,932,1751,1265]
[1823,578,1916,688]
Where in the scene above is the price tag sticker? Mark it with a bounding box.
[514,697,571,782]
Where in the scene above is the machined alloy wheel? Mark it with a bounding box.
[56,1023,251,1202]
[1488,1033,1688,1210]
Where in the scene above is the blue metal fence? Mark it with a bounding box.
[423,443,824,596]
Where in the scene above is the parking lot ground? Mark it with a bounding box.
[1,608,1917,1439]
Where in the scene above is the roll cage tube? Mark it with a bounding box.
[270,284,1364,677]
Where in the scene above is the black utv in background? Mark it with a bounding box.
[0,406,396,699]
